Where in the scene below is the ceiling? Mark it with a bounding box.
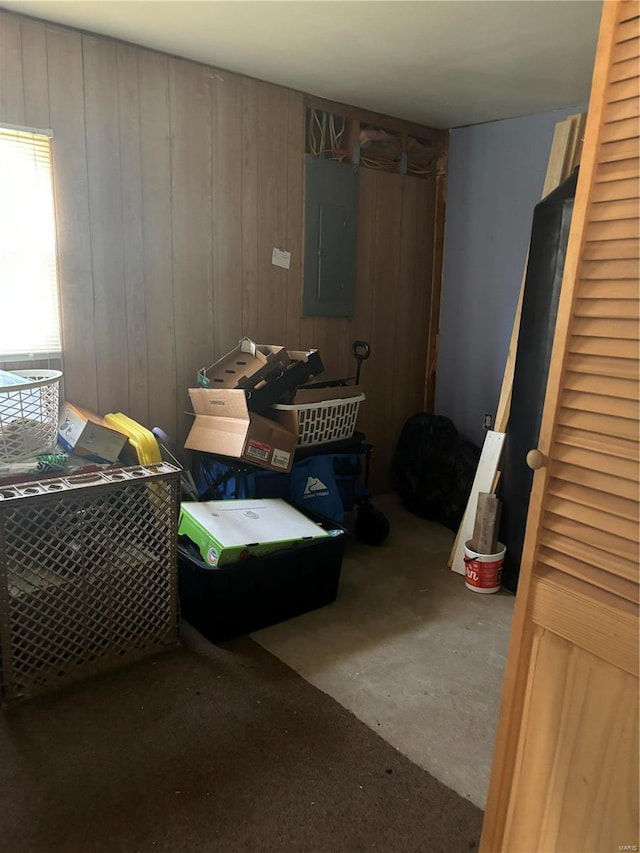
[0,0,603,128]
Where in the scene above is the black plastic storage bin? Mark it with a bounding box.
[177,512,347,644]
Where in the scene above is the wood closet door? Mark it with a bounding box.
[480,3,639,851]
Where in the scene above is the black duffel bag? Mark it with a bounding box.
[392,413,479,532]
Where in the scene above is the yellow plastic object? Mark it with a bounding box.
[103,413,162,465]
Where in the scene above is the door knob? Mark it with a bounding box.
[526,449,546,470]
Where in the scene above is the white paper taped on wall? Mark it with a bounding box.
[272,248,291,270]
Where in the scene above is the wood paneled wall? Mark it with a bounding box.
[0,10,446,491]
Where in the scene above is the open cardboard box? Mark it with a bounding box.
[58,402,128,463]
[198,338,290,391]
[185,388,298,473]
[288,384,363,405]
[247,349,324,414]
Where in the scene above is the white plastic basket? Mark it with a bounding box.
[0,370,63,462]
[273,392,365,446]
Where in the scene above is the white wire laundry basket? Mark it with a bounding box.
[0,370,63,463]
[273,393,365,446]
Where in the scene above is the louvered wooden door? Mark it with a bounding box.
[480,3,640,851]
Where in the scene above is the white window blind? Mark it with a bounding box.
[0,126,61,360]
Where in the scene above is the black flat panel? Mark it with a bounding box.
[499,170,578,592]
[303,155,357,317]
[318,202,347,302]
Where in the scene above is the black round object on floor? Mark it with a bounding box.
[355,504,390,546]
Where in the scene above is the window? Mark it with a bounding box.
[0,125,61,361]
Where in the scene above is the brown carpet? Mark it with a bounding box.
[0,623,483,853]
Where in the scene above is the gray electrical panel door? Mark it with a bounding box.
[303,155,358,317]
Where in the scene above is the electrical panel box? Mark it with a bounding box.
[303,155,358,317]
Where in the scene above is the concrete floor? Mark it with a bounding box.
[252,493,515,809]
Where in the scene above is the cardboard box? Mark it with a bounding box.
[185,388,297,473]
[177,509,347,642]
[177,498,330,566]
[198,338,290,390]
[288,384,364,406]
[58,402,128,463]
[247,349,324,414]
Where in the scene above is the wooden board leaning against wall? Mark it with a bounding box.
[0,9,448,493]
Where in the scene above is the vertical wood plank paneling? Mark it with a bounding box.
[83,34,128,415]
[390,176,420,446]
[314,316,352,381]
[116,43,148,426]
[2,9,447,478]
[211,71,243,358]
[19,18,49,128]
[169,58,213,439]
[138,51,178,437]
[256,82,289,345]
[45,24,98,411]
[409,176,436,415]
[297,107,316,360]
[0,12,24,124]
[368,171,403,491]
[350,168,378,437]
[311,317,348,382]
[426,172,447,410]
[138,49,177,439]
[241,77,259,340]
[341,322,356,380]
[285,90,305,351]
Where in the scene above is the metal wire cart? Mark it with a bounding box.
[0,464,180,706]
